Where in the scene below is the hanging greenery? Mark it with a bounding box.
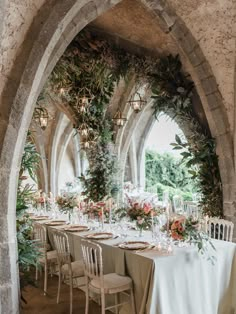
[150,55,222,217]
[48,30,222,215]
[50,31,123,201]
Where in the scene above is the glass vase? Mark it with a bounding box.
[136,223,144,237]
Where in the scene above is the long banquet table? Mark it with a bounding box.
[42,222,236,314]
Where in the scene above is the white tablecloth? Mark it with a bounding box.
[43,223,236,314]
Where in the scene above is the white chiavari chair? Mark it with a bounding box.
[52,229,84,314]
[81,239,136,314]
[207,218,234,242]
[33,223,57,295]
[173,195,184,213]
[183,201,199,217]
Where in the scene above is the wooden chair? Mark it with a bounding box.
[207,218,234,242]
[52,229,84,314]
[33,223,57,295]
[81,239,136,314]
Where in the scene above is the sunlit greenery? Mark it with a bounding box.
[145,150,197,201]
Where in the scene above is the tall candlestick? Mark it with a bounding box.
[151,211,154,233]
[101,206,104,230]
[204,215,209,233]
[166,203,170,234]
[108,198,112,226]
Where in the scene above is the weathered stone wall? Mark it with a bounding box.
[0,0,46,95]
[168,0,236,132]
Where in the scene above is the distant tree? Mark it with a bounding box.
[145,150,197,199]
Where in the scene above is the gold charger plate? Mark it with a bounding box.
[45,220,66,226]
[118,241,150,250]
[64,225,89,232]
[31,216,49,220]
[85,232,114,240]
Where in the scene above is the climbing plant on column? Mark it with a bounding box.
[150,55,222,217]
[17,133,41,300]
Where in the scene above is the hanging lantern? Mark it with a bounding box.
[34,107,49,131]
[80,131,98,150]
[77,122,90,137]
[127,92,146,113]
[76,87,94,114]
[112,110,127,128]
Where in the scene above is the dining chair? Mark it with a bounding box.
[183,201,199,217]
[33,223,57,295]
[207,218,234,242]
[52,229,84,314]
[173,195,184,213]
[81,239,136,314]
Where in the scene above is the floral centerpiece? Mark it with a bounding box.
[85,202,110,221]
[32,191,49,211]
[56,193,79,214]
[127,202,152,234]
[165,215,216,262]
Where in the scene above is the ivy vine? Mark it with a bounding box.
[47,30,222,216]
[151,55,222,217]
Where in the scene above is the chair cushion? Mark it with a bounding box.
[90,273,132,294]
[61,260,84,277]
[39,250,57,263]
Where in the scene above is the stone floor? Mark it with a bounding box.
[20,275,108,314]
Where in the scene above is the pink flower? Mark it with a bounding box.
[143,203,151,214]
[137,216,144,225]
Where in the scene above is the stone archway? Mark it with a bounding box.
[140,0,235,220]
[0,1,121,311]
[0,0,235,311]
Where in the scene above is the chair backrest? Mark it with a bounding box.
[208,218,234,242]
[81,239,104,284]
[162,190,169,206]
[33,223,47,250]
[52,229,71,265]
[183,201,199,217]
[173,195,184,213]
[146,186,157,194]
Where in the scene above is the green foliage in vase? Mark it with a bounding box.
[151,55,222,217]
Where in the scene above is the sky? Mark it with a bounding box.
[145,114,185,157]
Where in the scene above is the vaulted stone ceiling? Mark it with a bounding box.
[91,0,178,57]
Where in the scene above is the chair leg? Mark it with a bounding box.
[44,263,48,296]
[101,291,105,314]
[130,288,136,314]
[85,281,89,314]
[57,269,62,304]
[69,275,73,314]
[115,293,119,314]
